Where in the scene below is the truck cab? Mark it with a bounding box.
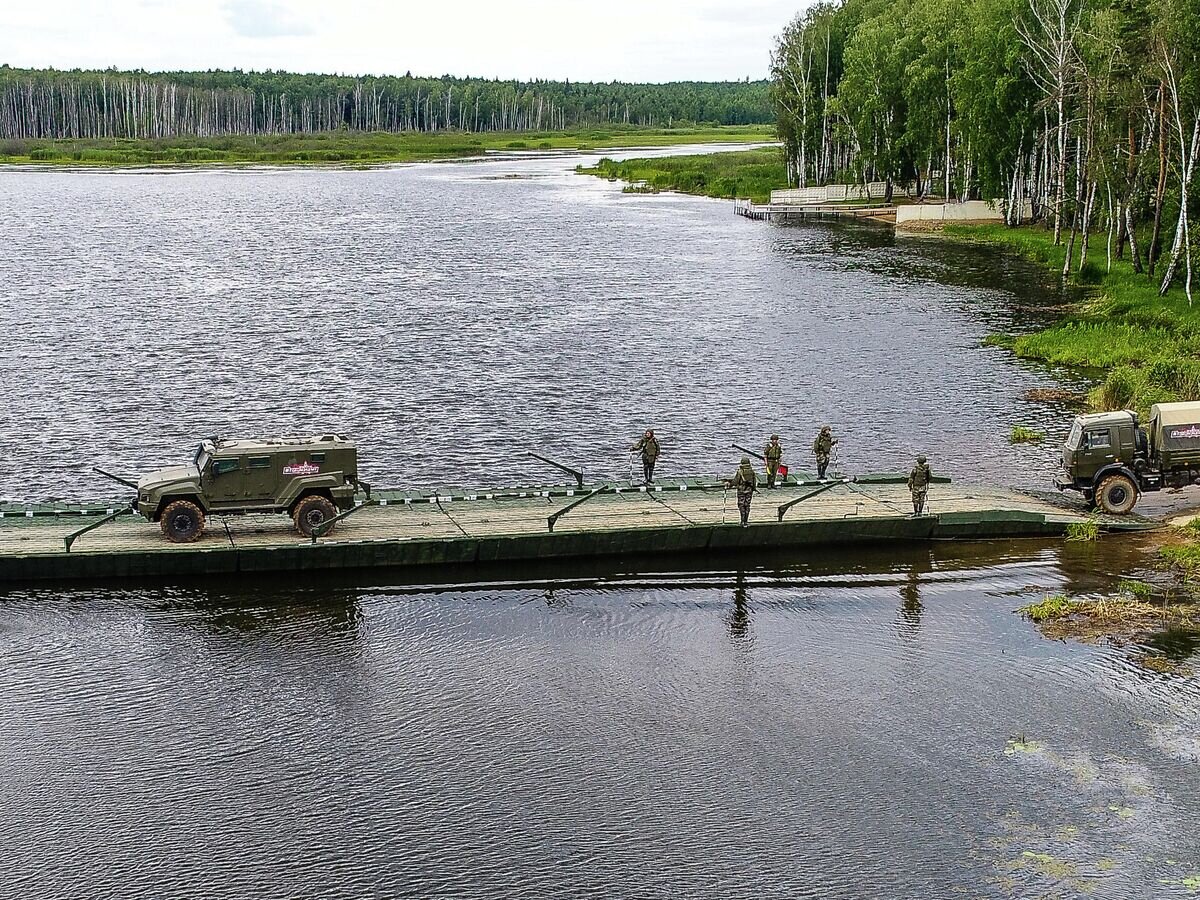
[1055,402,1200,514]
[1055,410,1149,513]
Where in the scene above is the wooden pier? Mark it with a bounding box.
[0,474,1150,583]
[735,199,896,223]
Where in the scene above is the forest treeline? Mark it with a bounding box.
[771,0,1200,297]
[0,66,771,141]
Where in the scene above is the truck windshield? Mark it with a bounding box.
[1066,421,1083,449]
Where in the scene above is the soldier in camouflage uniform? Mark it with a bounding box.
[812,426,837,479]
[631,429,660,484]
[908,455,932,516]
[763,434,783,488]
[726,456,759,526]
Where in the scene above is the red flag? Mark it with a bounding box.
[778,464,789,478]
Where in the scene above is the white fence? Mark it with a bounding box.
[895,199,1031,224]
[769,182,907,204]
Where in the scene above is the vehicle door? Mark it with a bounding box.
[241,455,281,504]
[203,455,245,508]
[1079,426,1117,478]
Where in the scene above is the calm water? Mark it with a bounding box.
[1,148,1197,898]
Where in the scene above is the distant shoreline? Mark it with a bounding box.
[0,125,775,169]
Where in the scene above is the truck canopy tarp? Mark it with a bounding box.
[1151,402,1200,451]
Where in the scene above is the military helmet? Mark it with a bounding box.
[917,454,927,463]
[821,425,831,433]
[740,455,751,464]
[771,433,779,441]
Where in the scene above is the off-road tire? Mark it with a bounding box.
[1096,474,1138,515]
[160,500,205,543]
[294,495,337,537]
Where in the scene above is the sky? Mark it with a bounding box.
[0,0,802,83]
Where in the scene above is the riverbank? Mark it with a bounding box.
[576,146,785,203]
[0,125,775,167]
[949,224,1200,416]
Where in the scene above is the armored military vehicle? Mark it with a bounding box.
[1055,401,1200,513]
[117,435,364,542]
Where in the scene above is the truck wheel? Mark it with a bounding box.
[160,500,205,543]
[294,495,337,537]
[1097,475,1138,515]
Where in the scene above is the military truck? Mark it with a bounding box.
[1054,401,1200,514]
[118,435,365,542]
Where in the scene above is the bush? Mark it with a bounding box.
[1095,366,1140,410]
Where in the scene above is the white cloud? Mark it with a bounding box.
[223,0,314,39]
[0,0,800,81]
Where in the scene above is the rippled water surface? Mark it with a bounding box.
[1,148,1197,898]
[1,145,1082,499]
[3,543,1199,899]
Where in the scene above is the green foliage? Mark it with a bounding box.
[1020,594,1074,620]
[950,223,1200,417]
[1065,519,1100,542]
[0,68,774,143]
[1,126,775,168]
[1009,425,1046,443]
[578,148,787,203]
[1117,579,1153,599]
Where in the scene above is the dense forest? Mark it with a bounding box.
[771,0,1200,297]
[0,66,771,140]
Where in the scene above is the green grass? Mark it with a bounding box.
[948,222,1200,417]
[576,146,787,203]
[1065,518,1101,542]
[0,125,776,168]
[1009,425,1046,443]
[1020,594,1074,621]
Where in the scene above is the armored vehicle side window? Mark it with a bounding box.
[1084,430,1112,450]
[213,458,240,475]
[311,453,326,463]
[248,457,270,469]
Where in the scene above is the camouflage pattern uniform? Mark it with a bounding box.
[908,455,932,516]
[727,456,758,526]
[812,426,837,479]
[631,429,660,484]
[764,435,783,488]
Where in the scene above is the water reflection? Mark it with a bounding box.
[1144,625,1200,662]
[727,570,752,644]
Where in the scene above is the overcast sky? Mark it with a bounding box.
[0,0,800,82]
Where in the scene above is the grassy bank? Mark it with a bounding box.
[0,125,775,168]
[953,223,1200,415]
[576,146,786,203]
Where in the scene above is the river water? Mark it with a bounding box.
[1,147,1197,898]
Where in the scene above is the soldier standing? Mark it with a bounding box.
[726,456,759,526]
[631,428,660,484]
[908,455,932,516]
[812,425,837,479]
[763,434,783,488]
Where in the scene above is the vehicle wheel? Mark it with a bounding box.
[294,495,337,537]
[1096,475,1138,515]
[160,500,205,543]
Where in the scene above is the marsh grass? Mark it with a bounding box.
[577,147,786,203]
[1009,425,1046,443]
[1065,519,1100,542]
[0,125,776,168]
